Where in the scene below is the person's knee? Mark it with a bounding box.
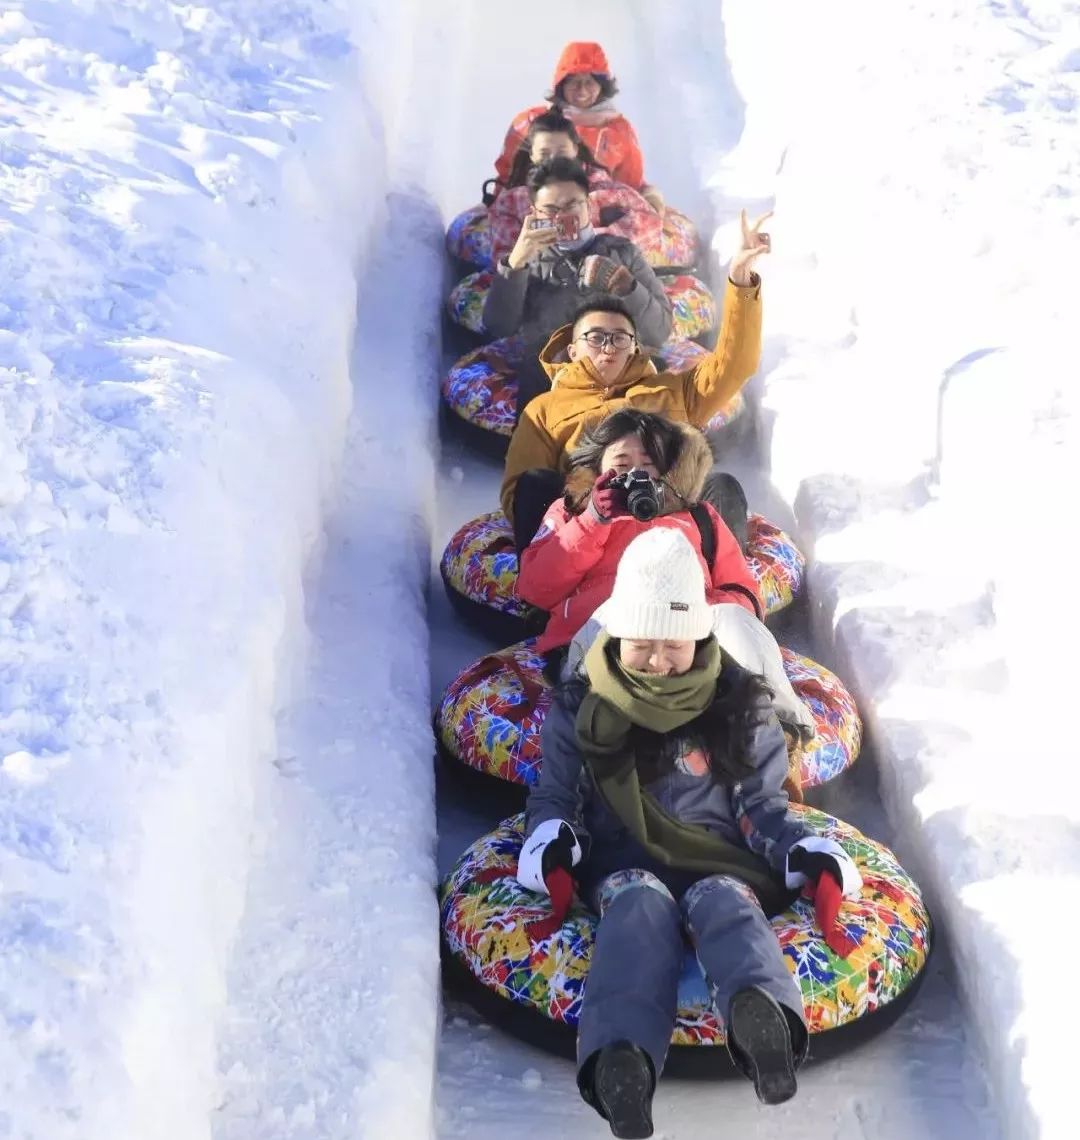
[598,869,678,920]
[681,873,762,924]
[702,470,749,551]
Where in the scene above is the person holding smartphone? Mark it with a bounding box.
[483,156,673,414]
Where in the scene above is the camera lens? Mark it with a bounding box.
[626,484,660,521]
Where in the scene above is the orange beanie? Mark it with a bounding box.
[552,42,611,88]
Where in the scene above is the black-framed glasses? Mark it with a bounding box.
[577,329,636,350]
[535,199,588,217]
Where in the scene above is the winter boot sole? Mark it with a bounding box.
[728,988,798,1106]
[593,1044,655,1139]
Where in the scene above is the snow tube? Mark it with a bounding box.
[445,204,491,269]
[447,271,716,342]
[441,336,743,449]
[445,199,699,273]
[435,642,859,792]
[439,511,804,644]
[440,808,931,1057]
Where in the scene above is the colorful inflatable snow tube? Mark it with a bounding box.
[440,808,931,1055]
[446,201,699,273]
[442,204,490,267]
[439,510,803,643]
[435,641,859,792]
[441,337,743,449]
[446,204,491,269]
[446,271,716,342]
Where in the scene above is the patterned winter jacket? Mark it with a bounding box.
[523,664,812,884]
[482,231,672,351]
[517,423,761,651]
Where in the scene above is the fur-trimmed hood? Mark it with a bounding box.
[561,420,714,516]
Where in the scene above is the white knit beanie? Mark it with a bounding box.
[602,528,713,641]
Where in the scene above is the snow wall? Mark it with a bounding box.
[3,0,1077,1137]
[0,1,448,1137]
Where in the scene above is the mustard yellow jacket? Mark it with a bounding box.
[500,277,762,522]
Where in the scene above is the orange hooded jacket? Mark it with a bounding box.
[493,42,646,190]
[499,277,763,522]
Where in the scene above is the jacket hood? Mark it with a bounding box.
[562,421,713,516]
[539,322,658,389]
[552,42,611,88]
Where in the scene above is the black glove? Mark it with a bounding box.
[597,204,628,226]
[541,822,578,880]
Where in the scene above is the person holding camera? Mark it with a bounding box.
[517,411,761,658]
[516,410,817,746]
[518,527,863,1137]
[500,207,770,545]
[482,156,672,414]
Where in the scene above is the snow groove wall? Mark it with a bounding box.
[0,2,429,1136]
[713,2,1079,1137]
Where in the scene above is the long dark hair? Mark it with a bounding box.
[505,110,605,189]
[630,660,774,785]
[547,74,620,105]
[526,156,590,200]
[567,409,683,480]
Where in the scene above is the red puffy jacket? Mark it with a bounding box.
[518,499,762,653]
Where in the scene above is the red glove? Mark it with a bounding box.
[579,255,635,296]
[524,824,579,942]
[787,841,861,959]
[589,469,629,522]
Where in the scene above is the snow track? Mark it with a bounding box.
[5,0,1068,1135]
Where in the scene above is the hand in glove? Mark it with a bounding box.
[786,836,862,959]
[579,254,635,297]
[785,836,862,897]
[588,469,630,523]
[517,819,582,894]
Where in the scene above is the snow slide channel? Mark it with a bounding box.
[215,0,1076,1137]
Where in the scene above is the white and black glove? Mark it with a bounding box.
[516,819,582,895]
[785,836,862,897]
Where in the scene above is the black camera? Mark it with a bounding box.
[611,467,663,521]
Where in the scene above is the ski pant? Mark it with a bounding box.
[701,469,749,553]
[576,869,806,1082]
[512,467,564,553]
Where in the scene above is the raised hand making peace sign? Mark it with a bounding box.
[729,209,773,287]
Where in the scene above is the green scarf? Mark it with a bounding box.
[576,633,791,914]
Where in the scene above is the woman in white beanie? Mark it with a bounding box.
[517,408,815,746]
[517,528,862,1138]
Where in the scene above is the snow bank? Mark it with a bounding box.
[0,1,416,1135]
[712,2,1079,1136]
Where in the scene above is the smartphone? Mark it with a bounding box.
[527,215,580,241]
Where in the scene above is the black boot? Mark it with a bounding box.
[726,987,799,1106]
[701,470,749,553]
[580,1041,656,1139]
